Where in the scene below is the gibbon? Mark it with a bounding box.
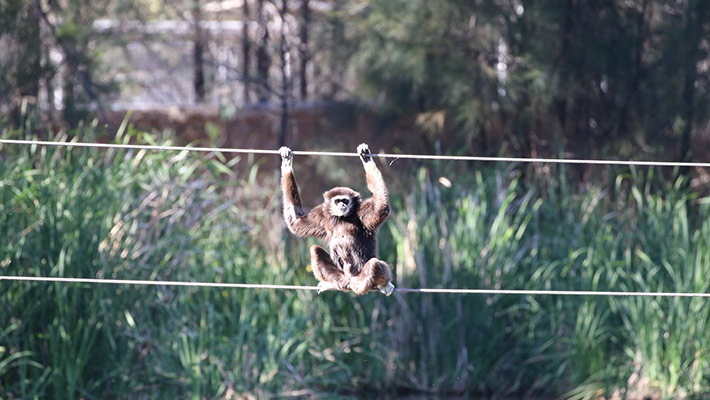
[279,143,395,295]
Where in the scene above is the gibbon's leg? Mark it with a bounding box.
[310,245,350,293]
[350,258,394,296]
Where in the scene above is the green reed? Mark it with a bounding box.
[2,120,710,398]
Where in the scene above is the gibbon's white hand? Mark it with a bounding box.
[279,146,293,169]
[357,143,373,164]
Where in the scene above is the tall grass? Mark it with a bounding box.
[2,120,710,398]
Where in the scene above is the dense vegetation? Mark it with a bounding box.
[2,0,709,163]
[2,1,710,398]
[3,118,710,398]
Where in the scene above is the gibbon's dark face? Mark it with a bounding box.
[331,195,353,217]
[324,187,361,218]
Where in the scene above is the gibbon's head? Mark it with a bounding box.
[324,187,361,218]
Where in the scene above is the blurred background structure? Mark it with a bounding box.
[2,0,709,166]
[2,1,710,398]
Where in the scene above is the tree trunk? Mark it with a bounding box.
[256,0,271,102]
[278,0,291,147]
[18,2,42,99]
[193,0,206,103]
[10,1,42,126]
[613,0,649,139]
[44,42,55,116]
[554,0,575,139]
[298,0,310,100]
[242,0,252,104]
[679,0,708,167]
[62,65,77,124]
[328,2,344,96]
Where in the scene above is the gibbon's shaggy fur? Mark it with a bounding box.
[279,143,394,295]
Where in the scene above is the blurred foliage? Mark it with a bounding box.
[0,0,114,126]
[0,1,44,107]
[2,0,709,164]
[343,0,710,162]
[2,0,710,397]
[3,119,710,398]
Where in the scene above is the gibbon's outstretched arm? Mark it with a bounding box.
[357,143,390,231]
[280,147,327,239]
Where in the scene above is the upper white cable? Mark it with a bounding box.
[2,138,709,168]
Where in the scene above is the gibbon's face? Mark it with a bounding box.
[330,195,354,217]
[324,187,361,218]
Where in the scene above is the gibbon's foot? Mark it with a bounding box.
[357,143,373,164]
[279,146,293,168]
[316,281,335,293]
[317,281,339,294]
[378,282,395,296]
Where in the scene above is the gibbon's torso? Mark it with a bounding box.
[326,214,377,276]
